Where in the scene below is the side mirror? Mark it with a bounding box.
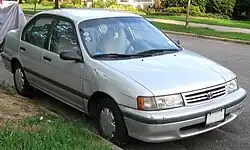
[59,50,83,62]
[175,40,180,45]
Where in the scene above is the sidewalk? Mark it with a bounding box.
[147,18,250,34]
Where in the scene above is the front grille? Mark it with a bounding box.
[182,84,227,104]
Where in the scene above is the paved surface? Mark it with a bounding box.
[148,18,250,34]
[0,56,13,85]
[1,34,250,150]
[125,34,250,150]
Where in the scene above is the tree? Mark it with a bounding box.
[54,0,59,9]
[192,0,207,12]
[206,0,236,17]
[34,0,37,12]
[185,0,191,28]
[164,0,207,12]
[233,0,250,18]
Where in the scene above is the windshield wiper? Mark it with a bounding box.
[137,49,179,55]
[92,53,150,58]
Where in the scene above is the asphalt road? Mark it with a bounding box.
[1,34,250,150]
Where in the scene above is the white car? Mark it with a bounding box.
[1,8,247,147]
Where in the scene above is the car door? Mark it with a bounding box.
[19,14,54,88]
[41,16,86,110]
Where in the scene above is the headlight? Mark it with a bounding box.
[137,94,184,110]
[226,78,238,94]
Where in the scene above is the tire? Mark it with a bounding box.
[98,97,128,147]
[0,41,3,53]
[13,62,34,98]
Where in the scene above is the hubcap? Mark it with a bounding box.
[100,108,116,140]
[14,68,24,92]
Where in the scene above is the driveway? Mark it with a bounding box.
[1,34,250,150]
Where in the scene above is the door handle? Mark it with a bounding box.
[20,47,26,51]
[43,56,52,61]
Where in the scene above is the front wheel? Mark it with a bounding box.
[98,97,128,147]
[13,63,34,98]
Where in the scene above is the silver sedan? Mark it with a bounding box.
[1,8,247,147]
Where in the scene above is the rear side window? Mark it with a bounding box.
[22,16,54,49]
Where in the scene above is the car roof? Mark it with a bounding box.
[36,8,142,22]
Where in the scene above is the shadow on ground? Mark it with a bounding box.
[33,90,189,150]
[33,90,97,130]
[30,90,250,150]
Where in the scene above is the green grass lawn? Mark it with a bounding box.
[20,3,53,15]
[0,114,111,150]
[0,87,111,150]
[146,15,250,29]
[153,22,250,41]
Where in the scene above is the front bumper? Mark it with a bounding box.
[120,88,247,143]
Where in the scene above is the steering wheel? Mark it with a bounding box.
[125,39,145,54]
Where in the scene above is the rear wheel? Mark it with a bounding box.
[98,97,128,147]
[13,62,34,98]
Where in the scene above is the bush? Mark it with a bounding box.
[60,2,83,8]
[206,0,236,17]
[41,1,54,6]
[94,0,117,8]
[165,7,186,14]
[149,6,201,16]
[161,0,237,17]
[162,0,207,12]
[199,13,230,19]
[192,0,207,12]
[106,4,146,15]
[233,0,250,18]
[25,0,36,4]
[147,6,229,20]
[189,5,201,16]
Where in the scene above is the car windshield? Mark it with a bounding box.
[78,17,180,59]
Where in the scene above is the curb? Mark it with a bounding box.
[98,135,124,150]
[82,129,123,150]
[162,30,250,45]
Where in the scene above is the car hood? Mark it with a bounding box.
[101,50,236,96]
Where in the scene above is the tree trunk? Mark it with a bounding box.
[54,0,59,9]
[92,0,95,8]
[155,0,161,9]
[247,8,250,18]
[185,0,191,28]
[34,2,37,12]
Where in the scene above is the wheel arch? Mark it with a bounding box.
[88,91,120,118]
[11,58,21,73]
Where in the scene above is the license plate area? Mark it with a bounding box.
[206,109,225,126]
